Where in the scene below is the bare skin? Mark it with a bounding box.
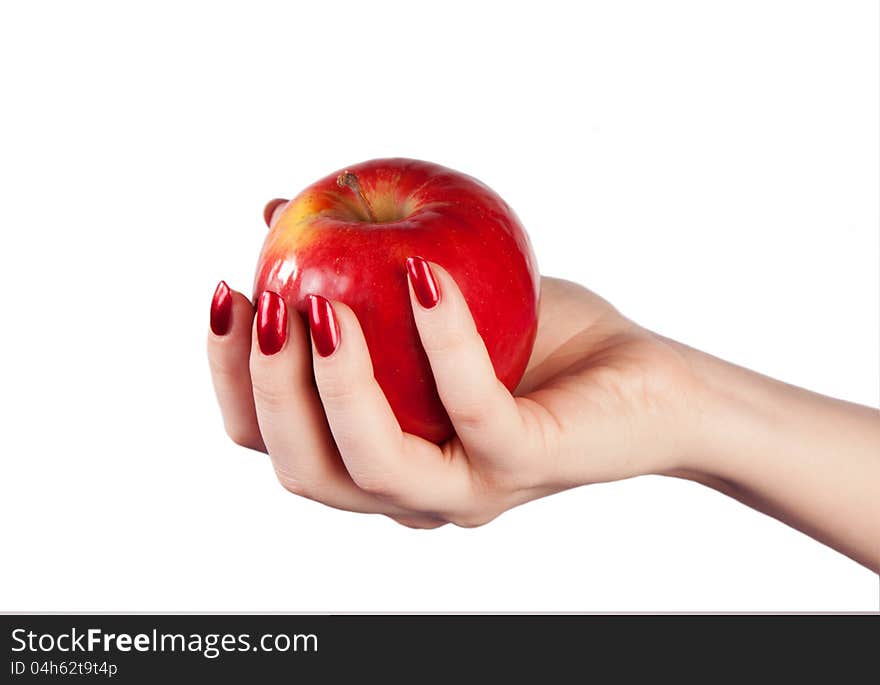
[208,264,880,573]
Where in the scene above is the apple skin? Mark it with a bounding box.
[253,158,540,443]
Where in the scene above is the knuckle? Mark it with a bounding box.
[446,509,495,529]
[209,351,242,382]
[273,467,315,500]
[447,403,490,430]
[225,426,263,452]
[277,477,312,500]
[420,325,472,357]
[315,371,358,405]
[350,471,399,499]
[250,380,291,413]
[445,379,506,431]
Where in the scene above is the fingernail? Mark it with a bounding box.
[406,256,440,309]
[256,290,287,355]
[210,280,233,336]
[307,294,340,357]
[262,198,288,228]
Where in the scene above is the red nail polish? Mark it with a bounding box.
[307,294,340,357]
[210,281,233,336]
[257,291,287,355]
[406,256,440,309]
[262,198,288,228]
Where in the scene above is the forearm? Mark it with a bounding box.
[671,342,880,572]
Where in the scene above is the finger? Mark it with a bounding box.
[405,258,526,465]
[262,198,288,228]
[307,294,471,512]
[207,281,265,452]
[249,290,410,515]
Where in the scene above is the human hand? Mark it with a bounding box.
[207,264,700,529]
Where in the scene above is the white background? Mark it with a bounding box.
[0,1,877,611]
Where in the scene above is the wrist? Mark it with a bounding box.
[656,337,880,572]
[654,338,762,483]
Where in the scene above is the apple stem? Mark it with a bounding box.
[337,171,377,222]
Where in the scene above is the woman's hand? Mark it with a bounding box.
[208,257,880,571]
[207,266,699,529]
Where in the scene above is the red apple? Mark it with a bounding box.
[253,158,540,443]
